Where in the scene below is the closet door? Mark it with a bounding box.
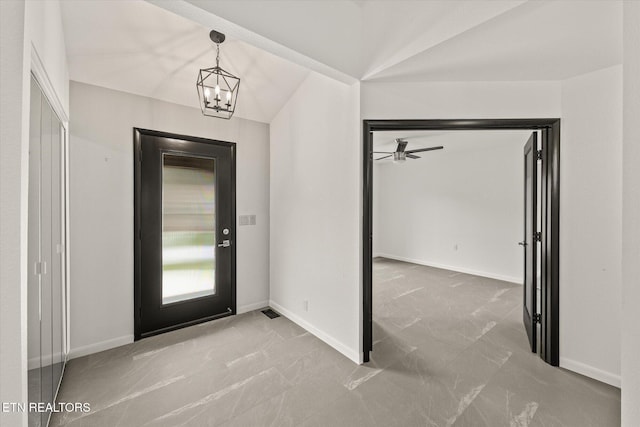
[40,88,55,426]
[27,76,43,427]
[28,74,67,427]
[50,112,65,408]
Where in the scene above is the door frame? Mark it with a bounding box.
[31,45,71,361]
[523,133,538,353]
[362,118,560,366]
[133,128,237,340]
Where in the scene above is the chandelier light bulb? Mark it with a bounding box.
[204,88,211,101]
[214,85,220,100]
[226,91,232,102]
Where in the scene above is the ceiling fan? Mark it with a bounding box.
[373,138,443,162]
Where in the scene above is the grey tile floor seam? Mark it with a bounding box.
[50,258,620,426]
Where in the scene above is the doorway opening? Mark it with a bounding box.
[134,128,237,339]
[362,119,560,366]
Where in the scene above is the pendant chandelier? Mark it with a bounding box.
[196,30,240,119]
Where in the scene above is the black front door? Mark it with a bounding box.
[134,128,236,339]
[522,132,538,352]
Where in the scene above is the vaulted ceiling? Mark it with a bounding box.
[60,0,311,123]
[61,0,622,123]
[171,0,622,82]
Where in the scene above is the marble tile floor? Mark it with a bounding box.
[50,258,620,426]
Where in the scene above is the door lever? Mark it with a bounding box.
[217,240,231,248]
[518,241,527,246]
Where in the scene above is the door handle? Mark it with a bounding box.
[217,240,231,248]
[34,261,47,275]
[518,241,527,246]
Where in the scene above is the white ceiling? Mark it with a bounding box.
[60,1,622,124]
[60,0,311,124]
[373,130,533,162]
[367,1,623,82]
[177,0,622,82]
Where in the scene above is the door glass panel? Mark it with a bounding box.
[162,155,216,304]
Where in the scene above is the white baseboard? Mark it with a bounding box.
[237,300,269,314]
[560,357,621,388]
[65,302,265,360]
[69,335,134,360]
[28,352,65,371]
[268,300,362,365]
[375,253,523,285]
[66,302,359,365]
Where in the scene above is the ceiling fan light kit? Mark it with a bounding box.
[393,152,407,162]
[373,138,444,162]
[197,30,240,119]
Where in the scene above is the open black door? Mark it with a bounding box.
[522,133,538,352]
[134,128,236,339]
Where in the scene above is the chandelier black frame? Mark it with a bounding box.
[196,30,240,119]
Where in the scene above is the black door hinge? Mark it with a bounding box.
[536,150,542,160]
[534,232,541,242]
[533,313,541,323]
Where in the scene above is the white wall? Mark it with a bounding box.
[25,0,70,116]
[622,2,640,424]
[68,81,270,358]
[361,80,562,119]
[362,77,622,387]
[373,131,527,284]
[559,65,622,386]
[269,72,361,363]
[0,2,29,425]
[1,1,68,425]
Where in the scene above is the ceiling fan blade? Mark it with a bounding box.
[406,154,421,159]
[396,139,408,152]
[374,155,392,161]
[372,151,394,154]
[405,146,444,154]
